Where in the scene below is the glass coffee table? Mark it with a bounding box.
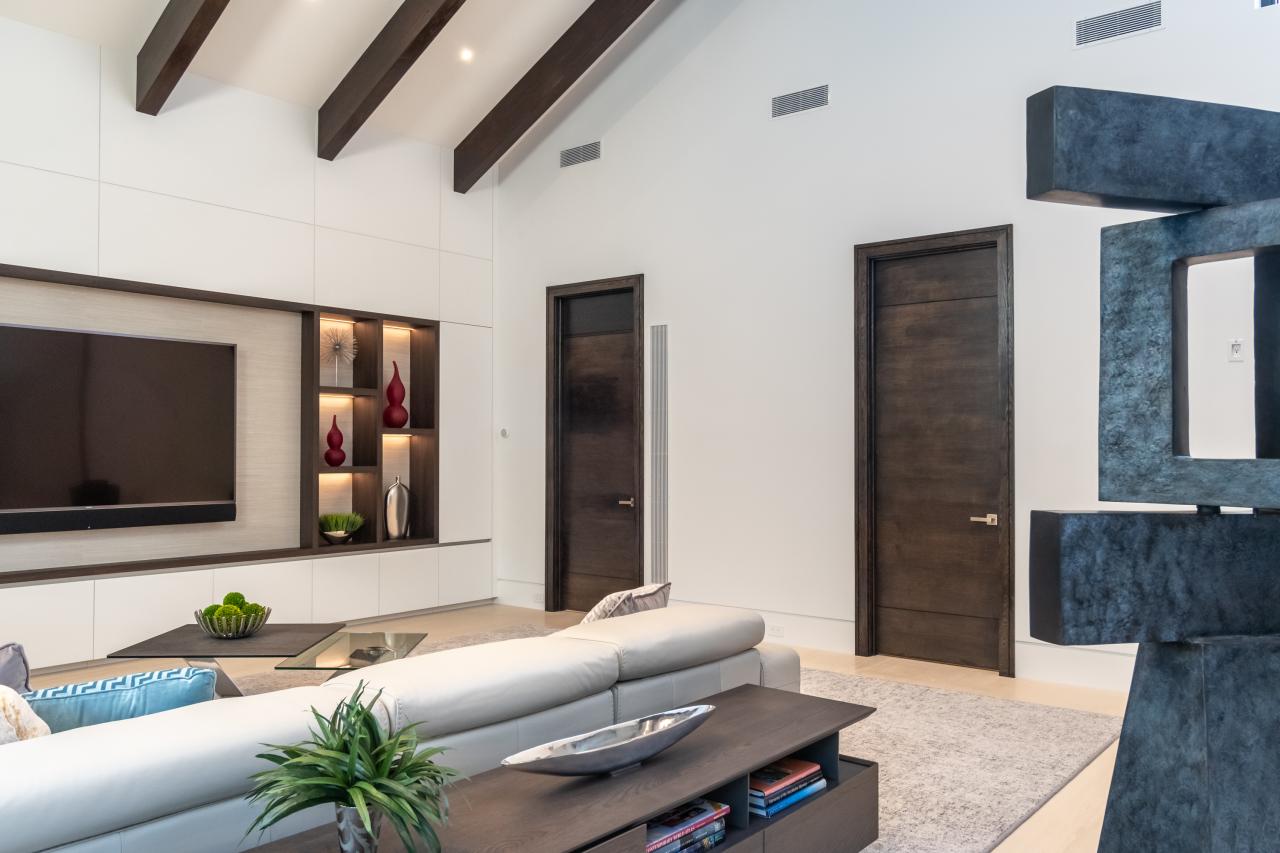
[276,631,426,676]
[109,624,426,697]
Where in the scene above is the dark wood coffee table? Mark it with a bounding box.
[109,623,345,697]
[259,684,879,852]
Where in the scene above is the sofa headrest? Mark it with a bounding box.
[326,636,619,738]
[555,604,766,681]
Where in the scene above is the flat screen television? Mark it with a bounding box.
[0,324,236,534]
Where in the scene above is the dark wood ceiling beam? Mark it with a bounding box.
[136,0,230,115]
[452,0,659,193]
[318,0,468,161]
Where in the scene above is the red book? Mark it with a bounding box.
[748,758,822,798]
[645,799,731,852]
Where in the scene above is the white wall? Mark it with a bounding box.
[492,0,1280,689]
[0,16,495,666]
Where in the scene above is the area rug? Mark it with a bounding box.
[233,624,557,695]
[801,668,1121,852]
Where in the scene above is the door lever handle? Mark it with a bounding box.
[969,513,998,526]
[618,498,636,508]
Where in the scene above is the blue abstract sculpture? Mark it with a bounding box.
[1027,86,1280,851]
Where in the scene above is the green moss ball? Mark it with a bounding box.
[201,603,221,620]
[214,604,243,619]
[242,602,266,618]
[222,591,248,608]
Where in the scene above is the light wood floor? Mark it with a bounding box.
[32,604,1123,852]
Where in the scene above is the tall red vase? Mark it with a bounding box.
[323,415,346,467]
[383,360,409,428]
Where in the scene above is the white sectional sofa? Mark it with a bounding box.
[0,605,800,853]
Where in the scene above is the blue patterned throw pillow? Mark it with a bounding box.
[23,667,216,733]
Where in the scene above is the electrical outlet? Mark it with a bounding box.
[766,624,785,638]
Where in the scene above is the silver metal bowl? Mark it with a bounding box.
[194,606,272,639]
[501,704,715,776]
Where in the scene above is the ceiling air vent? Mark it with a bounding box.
[772,85,829,119]
[560,141,601,168]
[1075,1,1162,47]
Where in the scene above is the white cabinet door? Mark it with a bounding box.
[213,561,314,623]
[439,322,492,542]
[94,571,214,659]
[439,542,493,606]
[379,549,440,616]
[0,581,94,669]
[312,555,380,623]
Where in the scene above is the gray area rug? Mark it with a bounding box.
[233,623,557,695]
[236,627,1120,851]
[802,668,1121,852]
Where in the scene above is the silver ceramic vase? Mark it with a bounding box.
[385,476,410,540]
[335,805,381,853]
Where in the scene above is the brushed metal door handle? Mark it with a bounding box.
[618,498,636,508]
[969,513,998,526]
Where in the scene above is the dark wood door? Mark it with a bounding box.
[856,228,1013,674]
[547,278,643,612]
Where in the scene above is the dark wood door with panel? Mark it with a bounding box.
[547,278,644,612]
[856,228,1013,674]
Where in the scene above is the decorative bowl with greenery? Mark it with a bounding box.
[194,591,271,639]
[320,512,365,545]
[247,681,455,853]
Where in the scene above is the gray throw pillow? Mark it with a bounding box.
[0,643,31,693]
[580,583,672,623]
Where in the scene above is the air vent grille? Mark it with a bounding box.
[650,324,669,585]
[560,141,601,168]
[1076,1,1162,46]
[772,85,829,118]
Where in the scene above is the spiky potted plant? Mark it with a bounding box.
[247,682,455,853]
[319,512,364,545]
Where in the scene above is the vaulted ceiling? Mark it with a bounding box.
[0,0,598,149]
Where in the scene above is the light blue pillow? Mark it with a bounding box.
[23,667,216,733]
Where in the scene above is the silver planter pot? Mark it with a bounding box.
[385,476,411,540]
[335,805,382,853]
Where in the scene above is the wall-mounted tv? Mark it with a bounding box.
[0,324,236,534]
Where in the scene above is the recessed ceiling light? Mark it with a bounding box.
[459,47,475,63]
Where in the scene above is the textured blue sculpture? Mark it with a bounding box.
[1027,86,1280,851]
[1099,199,1280,506]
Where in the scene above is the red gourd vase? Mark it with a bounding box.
[323,415,346,467]
[383,361,409,428]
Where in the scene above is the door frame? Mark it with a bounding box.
[854,226,1015,676]
[545,274,645,611]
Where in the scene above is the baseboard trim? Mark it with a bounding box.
[495,578,546,609]
[1014,639,1136,691]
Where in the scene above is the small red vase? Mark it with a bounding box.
[323,415,346,467]
[383,360,409,428]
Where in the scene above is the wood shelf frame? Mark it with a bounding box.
[310,313,439,548]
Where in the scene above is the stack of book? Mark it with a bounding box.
[644,797,730,852]
[748,757,827,819]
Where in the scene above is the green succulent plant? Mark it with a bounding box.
[242,602,266,618]
[247,682,455,852]
[214,604,243,619]
[202,603,222,620]
[319,512,365,534]
[222,591,248,609]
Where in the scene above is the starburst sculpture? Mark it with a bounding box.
[320,326,358,383]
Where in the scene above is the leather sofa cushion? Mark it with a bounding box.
[556,604,766,681]
[0,685,350,853]
[327,636,619,737]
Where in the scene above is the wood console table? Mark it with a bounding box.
[262,684,878,852]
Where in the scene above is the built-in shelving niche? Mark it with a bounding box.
[307,313,438,552]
